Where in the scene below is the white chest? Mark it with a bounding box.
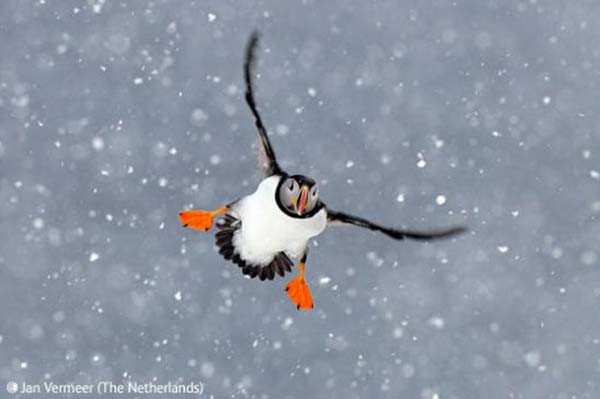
[230,176,327,265]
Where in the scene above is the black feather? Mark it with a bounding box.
[259,267,268,281]
[267,264,275,280]
[274,258,284,277]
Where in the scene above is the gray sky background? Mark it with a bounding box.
[1,1,600,398]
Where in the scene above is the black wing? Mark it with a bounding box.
[326,208,467,241]
[244,31,284,177]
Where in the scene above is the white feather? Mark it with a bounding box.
[230,176,327,265]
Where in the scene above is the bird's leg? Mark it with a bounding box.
[179,206,228,231]
[285,248,314,310]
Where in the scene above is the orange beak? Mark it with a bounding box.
[297,186,309,215]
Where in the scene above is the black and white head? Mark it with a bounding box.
[276,175,321,218]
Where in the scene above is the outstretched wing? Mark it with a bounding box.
[326,208,467,241]
[244,31,284,177]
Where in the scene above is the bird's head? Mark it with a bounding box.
[277,175,319,217]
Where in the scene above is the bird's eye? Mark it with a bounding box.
[288,180,295,190]
[311,187,318,197]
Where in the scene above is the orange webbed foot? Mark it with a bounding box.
[285,275,314,310]
[179,207,227,231]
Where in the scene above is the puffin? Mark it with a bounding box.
[179,32,466,310]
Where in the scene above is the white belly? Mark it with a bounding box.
[230,176,327,265]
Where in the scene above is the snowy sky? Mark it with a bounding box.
[1,0,600,398]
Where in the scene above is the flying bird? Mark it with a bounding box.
[179,32,466,310]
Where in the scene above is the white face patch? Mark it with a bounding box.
[304,184,319,213]
[278,177,300,214]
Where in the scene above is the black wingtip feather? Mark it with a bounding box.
[399,225,469,241]
[268,265,275,280]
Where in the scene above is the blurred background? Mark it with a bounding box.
[1,0,599,398]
